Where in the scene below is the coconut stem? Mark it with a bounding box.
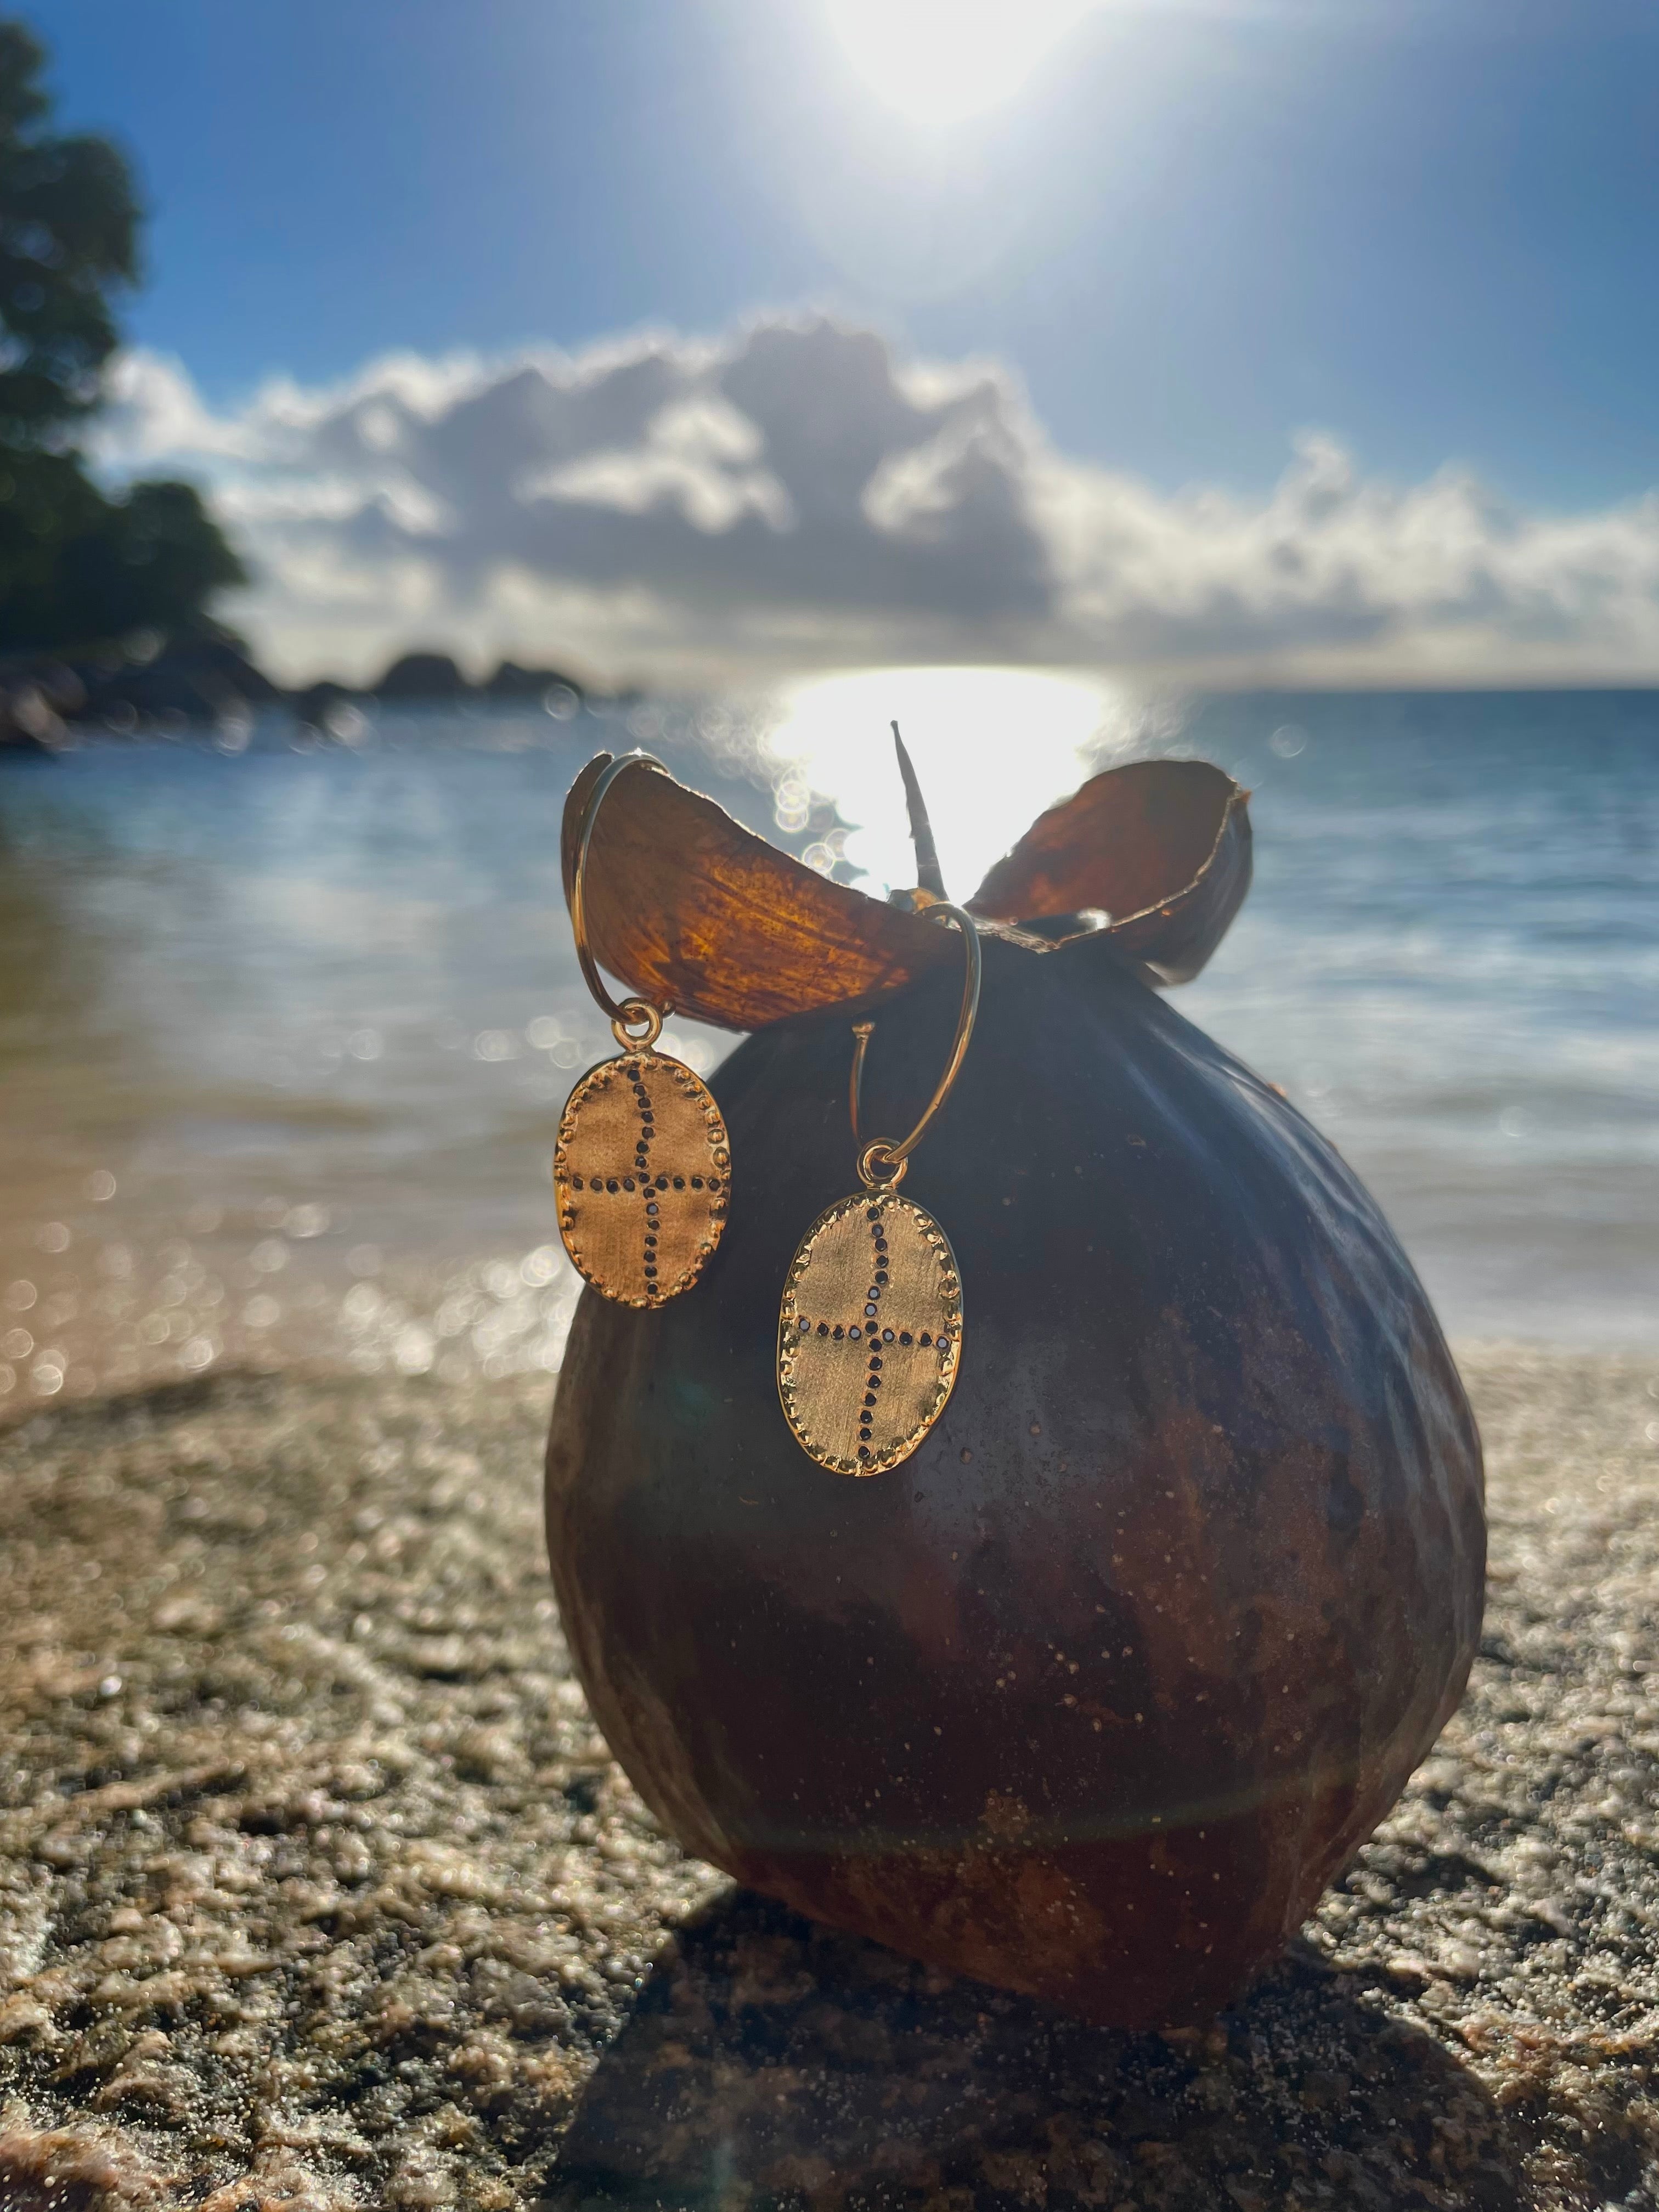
[892,721,947,901]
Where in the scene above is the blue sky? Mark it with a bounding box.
[34,0,1659,504]
[30,0,1659,683]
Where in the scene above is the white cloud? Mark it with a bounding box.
[92,312,1659,688]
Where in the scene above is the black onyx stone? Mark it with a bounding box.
[708,1177,721,1190]
[876,1270,889,1285]
[866,1209,880,1222]
[606,1179,620,1193]
[919,1332,932,1346]
[571,1177,583,1190]
[623,1178,635,1192]
[673,1176,685,1189]
[868,1373,881,1388]
[657,1175,669,1189]
[862,1393,876,1408]
[832,1326,844,1341]
[817,1323,830,1336]
[869,1356,882,1369]
[899,1331,912,1345]
[857,1446,871,1460]
[691,1177,704,1189]
[860,1428,872,1443]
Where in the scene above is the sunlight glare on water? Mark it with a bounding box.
[764,665,1128,898]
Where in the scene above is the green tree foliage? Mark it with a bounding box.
[0,465,246,651]
[0,19,245,654]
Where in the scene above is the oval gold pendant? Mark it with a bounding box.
[778,1189,962,1475]
[554,1049,729,1306]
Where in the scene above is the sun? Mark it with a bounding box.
[825,0,1099,127]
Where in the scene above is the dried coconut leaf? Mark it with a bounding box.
[968,758,1252,984]
[560,754,950,1032]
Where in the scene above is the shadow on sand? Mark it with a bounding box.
[542,1889,1562,2211]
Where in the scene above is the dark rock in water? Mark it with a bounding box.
[0,658,83,751]
[374,650,469,701]
[292,677,362,729]
[77,639,279,725]
[0,656,85,713]
[486,658,585,703]
[545,758,1485,2027]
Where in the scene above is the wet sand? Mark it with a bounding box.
[2,1345,1657,2209]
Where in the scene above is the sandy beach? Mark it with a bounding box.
[0,1345,1655,2208]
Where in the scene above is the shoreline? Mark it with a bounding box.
[5,1328,1657,1439]
[1,1345,1656,2207]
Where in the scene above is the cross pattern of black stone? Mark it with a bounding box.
[792,1202,951,1465]
[565,1058,721,1295]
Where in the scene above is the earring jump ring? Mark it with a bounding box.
[850,902,982,1172]
[856,1139,908,1192]
[568,751,672,1026]
[611,1000,663,1051]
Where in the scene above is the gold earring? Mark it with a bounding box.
[777,905,981,1475]
[553,753,731,1306]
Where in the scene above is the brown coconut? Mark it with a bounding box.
[545,752,1484,2025]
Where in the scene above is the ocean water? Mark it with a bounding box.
[0,680,1654,1411]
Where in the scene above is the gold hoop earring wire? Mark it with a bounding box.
[568,751,669,1048]
[552,751,732,1307]
[848,902,982,1190]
